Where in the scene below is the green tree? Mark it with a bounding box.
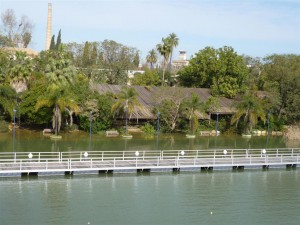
[153,87,186,132]
[82,41,91,67]
[133,52,140,68]
[56,29,62,50]
[37,48,76,89]
[130,69,161,86]
[146,49,158,69]
[7,51,33,93]
[35,48,78,134]
[231,93,267,135]
[261,54,300,123]
[156,37,171,86]
[0,84,16,119]
[111,86,141,135]
[183,93,204,134]
[0,50,9,83]
[19,77,52,127]
[49,35,56,50]
[167,33,179,68]
[178,46,248,98]
[36,87,79,135]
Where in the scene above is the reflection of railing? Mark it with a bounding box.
[0,148,299,176]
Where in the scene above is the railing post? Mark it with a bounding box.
[20,160,22,171]
[250,155,252,165]
[90,159,93,168]
[102,152,104,161]
[38,152,41,162]
[14,152,16,163]
[123,152,125,161]
[157,157,159,166]
[114,158,115,168]
[46,160,48,170]
[136,157,138,167]
[281,155,283,164]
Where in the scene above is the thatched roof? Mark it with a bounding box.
[91,84,237,120]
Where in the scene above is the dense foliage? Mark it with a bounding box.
[0,10,299,135]
[178,46,248,98]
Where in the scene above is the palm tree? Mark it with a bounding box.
[0,84,17,119]
[111,86,141,135]
[35,88,79,135]
[7,51,33,93]
[231,94,266,135]
[167,33,179,69]
[146,49,158,69]
[183,93,204,135]
[156,37,171,86]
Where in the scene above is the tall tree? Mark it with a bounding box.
[0,84,16,119]
[133,52,140,68]
[167,33,179,68]
[261,54,300,123]
[49,35,56,50]
[231,93,266,135]
[146,49,158,69]
[82,41,91,67]
[36,88,79,135]
[0,9,34,48]
[7,51,33,93]
[156,37,171,86]
[35,47,78,134]
[183,93,204,135]
[111,86,141,135]
[56,29,62,50]
[178,46,248,98]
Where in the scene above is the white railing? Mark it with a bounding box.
[0,148,299,174]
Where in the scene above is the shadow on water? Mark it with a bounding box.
[0,129,298,152]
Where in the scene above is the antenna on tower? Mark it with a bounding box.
[45,3,52,50]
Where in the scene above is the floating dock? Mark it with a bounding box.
[0,148,299,177]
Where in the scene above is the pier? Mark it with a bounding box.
[0,148,299,177]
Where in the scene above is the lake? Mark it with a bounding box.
[1,129,298,153]
[1,170,300,225]
[1,130,300,225]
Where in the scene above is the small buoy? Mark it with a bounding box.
[210,211,213,215]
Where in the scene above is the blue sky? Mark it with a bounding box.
[1,0,299,61]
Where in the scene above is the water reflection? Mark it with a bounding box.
[1,130,298,153]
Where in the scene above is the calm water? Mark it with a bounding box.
[1,170,300,225]
[1,129,298,152]
[1,130,300,225]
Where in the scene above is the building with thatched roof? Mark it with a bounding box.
[91,84,237,122]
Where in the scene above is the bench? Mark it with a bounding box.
[106,130,119,137]
[43,129,53,135]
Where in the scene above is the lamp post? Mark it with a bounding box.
[89,111,92,137]
[156,112,160,134]
[125,100,128,135]
[156,112,160,150]
[89,111,92,151]
[215,113,219,135]
[13,109,16,152]
[267,111,270,136]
